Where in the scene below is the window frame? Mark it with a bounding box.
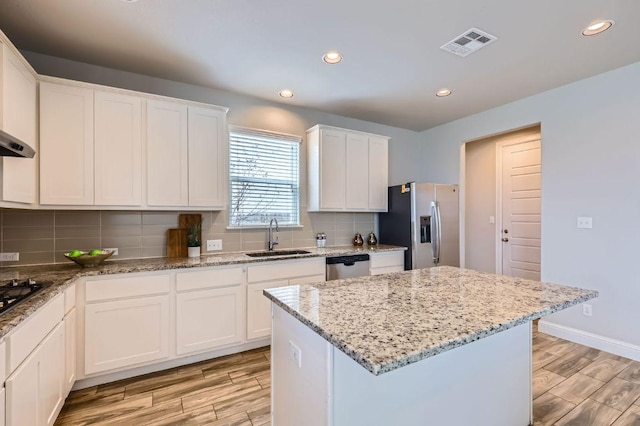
[227,125,302,229]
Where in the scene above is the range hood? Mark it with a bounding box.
[0,128,35,158]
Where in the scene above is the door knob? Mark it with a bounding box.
[502,237,509,242]
[503,229,509,234]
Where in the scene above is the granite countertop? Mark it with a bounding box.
[263,266,598,376]
[0,244,405,339]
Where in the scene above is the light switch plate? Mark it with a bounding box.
[577,217,593,229]
[289,340,302,368]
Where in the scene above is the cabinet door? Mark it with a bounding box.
[94,91,142,206]
[247,280,288,340]
[0,388,5,426]
[40,82,94,205]
[368,136,389,211]
[188,106,226,208]
[6,348,38,426]
[319,129,346,210]
[1,43,37,204]
[6,322,65,426]
[146,100,188,206]
[345,132,369,210]
[39,322,65,426]
[85,295,170,375]
[176,286,243,355]
[65,308,76,395]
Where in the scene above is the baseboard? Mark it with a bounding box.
[539,320,640,361]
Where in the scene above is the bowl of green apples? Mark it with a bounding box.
[64,249,114,268]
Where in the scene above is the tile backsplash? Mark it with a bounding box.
[0,208,375,266]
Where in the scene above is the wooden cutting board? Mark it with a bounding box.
[166,228,188,258]
[179,213,202,244]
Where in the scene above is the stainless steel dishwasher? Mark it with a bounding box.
[326,254,370,280]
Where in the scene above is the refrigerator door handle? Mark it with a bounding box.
[430,202,438,264]
[435,201,442,264]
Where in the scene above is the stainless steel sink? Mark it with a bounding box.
[245,250,311,258]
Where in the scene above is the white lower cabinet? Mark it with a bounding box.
[0,388,5,426]
[6,322,65,426]
[176,286,243,355]
[246,258,326,340]
[247,279,288,340]
[84,295,170,375]
[370,251,405,275]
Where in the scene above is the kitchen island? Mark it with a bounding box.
[264,266,598,426]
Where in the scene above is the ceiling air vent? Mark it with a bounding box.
[440,28,497,57]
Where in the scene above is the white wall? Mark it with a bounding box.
[464,138,496,273]
[22,51,422,187]
[419,61,640,352]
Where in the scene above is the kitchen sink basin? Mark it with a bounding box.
[245,250,311,258]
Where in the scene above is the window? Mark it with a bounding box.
[229,126,301,227]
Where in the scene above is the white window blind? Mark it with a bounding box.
[229,127,301,227]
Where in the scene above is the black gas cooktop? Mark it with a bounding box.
[0,279,52,315]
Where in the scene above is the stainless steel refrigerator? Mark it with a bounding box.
[379,182,459,270]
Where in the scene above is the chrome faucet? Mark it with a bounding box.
[268,218,279,251]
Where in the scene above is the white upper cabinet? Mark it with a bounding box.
[368,136,389,211]
[38,77,227,210]
[187,106,227,208]
[39,82,94,205]
[0,40,38,204]
[146,100,189,207]
[307,125,389,212]
[147,101,227,209]
[345,132,369,210]
[94,91,142,206]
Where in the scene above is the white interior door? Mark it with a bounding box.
[499,139,541,280]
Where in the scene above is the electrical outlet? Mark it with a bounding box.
[207,240,222,251]
[577,217,593,229]
[104,248,119,256]
[0,252,19,261]
[582,303,593,317]
[289,340,302,368]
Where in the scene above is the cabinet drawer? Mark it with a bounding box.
[248,258,325,283]
[86,273,170,302]
[176,266,243,292]
[64,284,76,314]
[370,251,404,269]
[8,294,64,373]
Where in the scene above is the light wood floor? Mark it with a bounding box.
[55,326,640,426]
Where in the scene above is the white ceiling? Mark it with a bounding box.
[1,0,639,131]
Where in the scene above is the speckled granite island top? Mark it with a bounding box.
[0,245,404,339]
[263,266,598,376]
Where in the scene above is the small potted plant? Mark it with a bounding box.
[187,224,201,258]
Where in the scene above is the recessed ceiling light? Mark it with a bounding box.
[436,88,452,97]
[582,20,614,36]
[322,51,343,64]
[279,90,294,98]
[121,0,139,2]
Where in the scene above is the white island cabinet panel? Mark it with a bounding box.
[146,100,189,207]
[39,82,94,205]
[188,106,226,208]
[1,41,37,204]
[94,91,142,206]
[176,286,243,355]
[85,295,170,375]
